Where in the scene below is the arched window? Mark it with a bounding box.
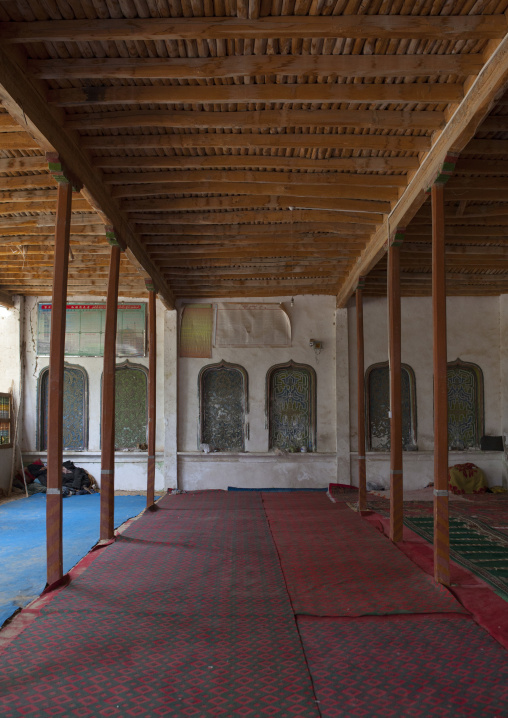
[38,364,88,450]
[267,361,316,452]
[447,360,484,450]
[113,361,148,450]
[198,361,248,452]
[366,362,417,452]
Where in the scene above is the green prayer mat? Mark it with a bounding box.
[404,515,508,601]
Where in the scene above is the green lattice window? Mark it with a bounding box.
[114,363,148,450]
[38,365,88,451]
[447,360,484,450]
[198,361,248,452]
[366,362,417,452]
[267,361,316,452]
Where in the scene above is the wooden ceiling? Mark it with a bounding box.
[0,1,507,307]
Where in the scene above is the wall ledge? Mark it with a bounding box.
[22,451,164,464]
[178,451,336,462]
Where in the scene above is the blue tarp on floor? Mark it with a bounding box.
[0,493,147,626]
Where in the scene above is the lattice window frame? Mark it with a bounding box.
[365,362,417,452]
[447,359,484,451]
[198,360,248,452]
[101,360,149,451]
[266,360,317,452]
[37,363,89,451]
[0,392,13,450]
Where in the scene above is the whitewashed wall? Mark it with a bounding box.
[348,295,506,489]
[21,295,171,492]
[177,295,338,490]
[0,298,22,493]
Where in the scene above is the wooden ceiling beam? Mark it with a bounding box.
[406,226,508,237]
[0,43,175,307]
[0,174,55,190]
[0,131,40,149]
[142,233,367,245]
[0,156,48,173]
[456,159,508,173]
[148,246,355,258]
[29,55,483,81]
[103,169,407,189]
[49,83,463,108]
[2,15,504,42]
[0,199,91,214]
[138,220,377,234]
[124,194,390,214]
[113,181,397,203]
[464,139,508,155]
[131,208,383,225]
[97,155,418,173]
[84,132,430,153]
[336,32,508,307]
[67,109,444,131]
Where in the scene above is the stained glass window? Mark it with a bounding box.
[447,361,484,450]
[0,393,12,448]
[114,364,148,450]
[267,362,316,452]
[199,362,247,452]
[366,363,417,452]
[39,365,88,450]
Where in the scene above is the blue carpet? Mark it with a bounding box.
[0,494,147,626]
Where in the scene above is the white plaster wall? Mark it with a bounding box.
[21,295,167,491]
[335,308,350,484]
[178,295,337,490]
[348,295,504,489]
[0,298,22,493]
[163,310,178,490]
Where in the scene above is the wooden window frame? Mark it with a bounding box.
[0,391,13,450]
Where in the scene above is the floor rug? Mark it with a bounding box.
[298,614,508,717]
[404,515,508,600]
[0,491,319,717]
[263,494,465,616]
[0,494,147,627]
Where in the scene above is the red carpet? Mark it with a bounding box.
[298,614,508,717]
[263,492,465,616]
[0,492,319,717]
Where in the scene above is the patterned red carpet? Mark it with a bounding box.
[0,492,319,717]
[0,490,506,718]
[298,614,508,717]
[262,492,465,616]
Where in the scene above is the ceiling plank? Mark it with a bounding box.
[0,156,48,172]
[124,194,390,214]
[96,155,419,172]
[131,209,384,225]
[0,131,39,149]
[139,220,375,234]
[0,43,175,307]
[336,33,508,307]
[29,54,483,80]
[1,15,504,42]
[102,169,408,188]
[66,109,444,131]
[83,132,430,153]
[112,181,398,202]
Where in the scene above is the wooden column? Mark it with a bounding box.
[356,280,367,511]
[100,235,121,542]
[388,230,405,543]
[432,182,450,585]
[146,281,157,509]
[45,154,81,587]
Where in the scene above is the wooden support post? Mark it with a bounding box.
[45,179,72,587]
[100,235,121,542]
[432,182,450,586]
[146,280,157,509]
[356,280,367,511]
[45,154,82,588]
[388,229,405,543]
[428,154,458,586]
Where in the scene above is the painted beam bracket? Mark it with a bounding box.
[46,152,83,192]
[144,278,156,293]
[425,152,460,192]
[356,276,366,291]
[105,226,127,252]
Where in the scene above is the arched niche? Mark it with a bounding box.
[111,360,148,450]
[365,362,417,452]
[266,360,316,452]
[447,359,484,450]
[198,361,248,452]
[38,363,89,451]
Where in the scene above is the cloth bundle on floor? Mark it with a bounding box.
[448,463,487,495]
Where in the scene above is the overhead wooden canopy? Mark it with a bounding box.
[0,2,507,306]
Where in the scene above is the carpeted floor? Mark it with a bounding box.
[263,492,465,616]
[0,489,506,717]
[298,614,508,717]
